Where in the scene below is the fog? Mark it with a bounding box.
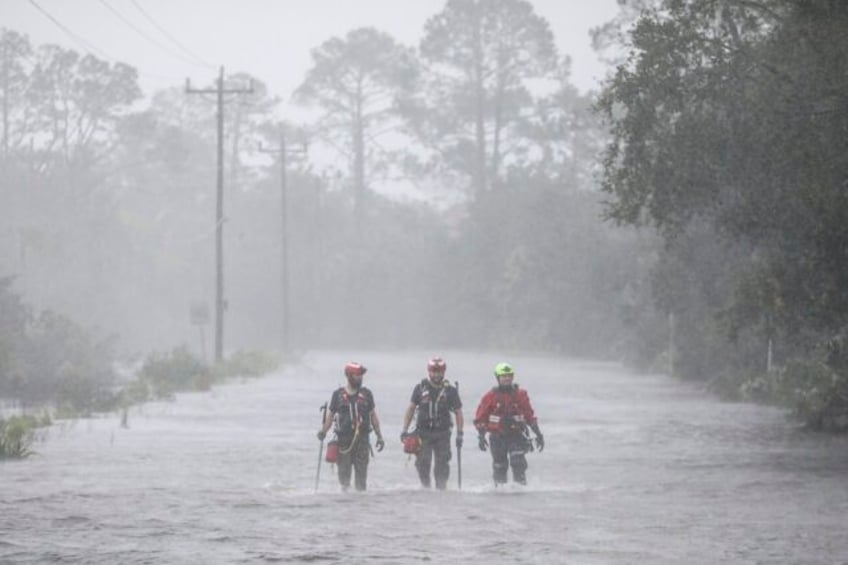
[0,0,632,361]
[5,1,848,562]
[6,2,847,436]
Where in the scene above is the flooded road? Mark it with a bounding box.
[3,350,848,563]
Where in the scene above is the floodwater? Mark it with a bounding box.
[2,350,848,564]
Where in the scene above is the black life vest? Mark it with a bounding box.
[416,379,453,431]
[333,387,373,436]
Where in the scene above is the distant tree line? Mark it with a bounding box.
[597,0,848,430]
[0,0,646,367]
[9,0,846,435]
[0,0,658,431]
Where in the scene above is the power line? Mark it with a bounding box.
[129,0,215,69]
[26,0,185,85]
[96,0,209,69]
[28,0,113,61]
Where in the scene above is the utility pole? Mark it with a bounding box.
[186,66,253,363]
[2,38,10,162]
[259,126,307,356]
[668,311,676,378]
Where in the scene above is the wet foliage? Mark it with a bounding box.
[0,413,50,460]
[598,0,848,430]
[131,346,281,401]
[0,277,118,417]
[136,346,212,400]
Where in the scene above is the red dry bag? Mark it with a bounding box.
[402,434,421,455]
[325,440,339,463]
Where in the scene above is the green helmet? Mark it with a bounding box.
[494,362,514,378]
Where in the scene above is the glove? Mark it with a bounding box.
[317,429,326,441]
[455,432,463,449]
[535,434,545,452]
[375,436,385,452]
[477,434,488,451]
[400,431,409,442]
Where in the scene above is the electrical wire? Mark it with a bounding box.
[26,0,186,85]
[96,0,209,69]
[129,0,215,69]
[28,0,113,61]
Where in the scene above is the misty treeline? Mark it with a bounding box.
[0,0,654,418]
[597,0,848,430]
[1,0,845,434]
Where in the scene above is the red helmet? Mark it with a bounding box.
[427,357,446,374]
[344,362,367,377]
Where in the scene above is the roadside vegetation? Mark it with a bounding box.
[0,278,280,460]
[0,414,50,459]
[596,0,848,431]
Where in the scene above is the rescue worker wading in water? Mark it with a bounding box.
[400,357,464,489]
[317,362,385,492]
[474,362,544,485]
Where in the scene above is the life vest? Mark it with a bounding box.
[333,387,373,436]
[482,385,527,434]
[415,379,454,432]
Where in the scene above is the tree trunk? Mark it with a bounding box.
[492,53,506,189]
[472,15,487,197]
[353,75,366,241]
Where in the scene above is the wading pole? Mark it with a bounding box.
[315,402,328,492]
[456,380,462,490]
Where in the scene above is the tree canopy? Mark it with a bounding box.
[598,0,848,429]
[411,0,560,197]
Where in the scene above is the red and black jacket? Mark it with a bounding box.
[473,384,537,435]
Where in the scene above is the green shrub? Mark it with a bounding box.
[22,310,118,412]
[773,359,848,432]
[212,349,280,380]
[138,346,210,399]
[118,348,278,410]
[120,378,150,405]
[706,368,775,403]
[0,415,40,459]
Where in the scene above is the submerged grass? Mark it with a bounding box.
[0,413,48,460]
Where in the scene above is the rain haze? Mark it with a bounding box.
[4,0,619,99]
[0,0,623,354]
[2,1,848,564]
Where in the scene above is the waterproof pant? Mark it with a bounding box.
[489,431,529,485]
[336,434,370,491]
[415,429,452,489]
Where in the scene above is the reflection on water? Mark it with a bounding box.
[2,350,848,564]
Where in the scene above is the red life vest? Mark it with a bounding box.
[474,385,536,434]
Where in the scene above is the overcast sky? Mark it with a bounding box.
[4,0,621,108]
